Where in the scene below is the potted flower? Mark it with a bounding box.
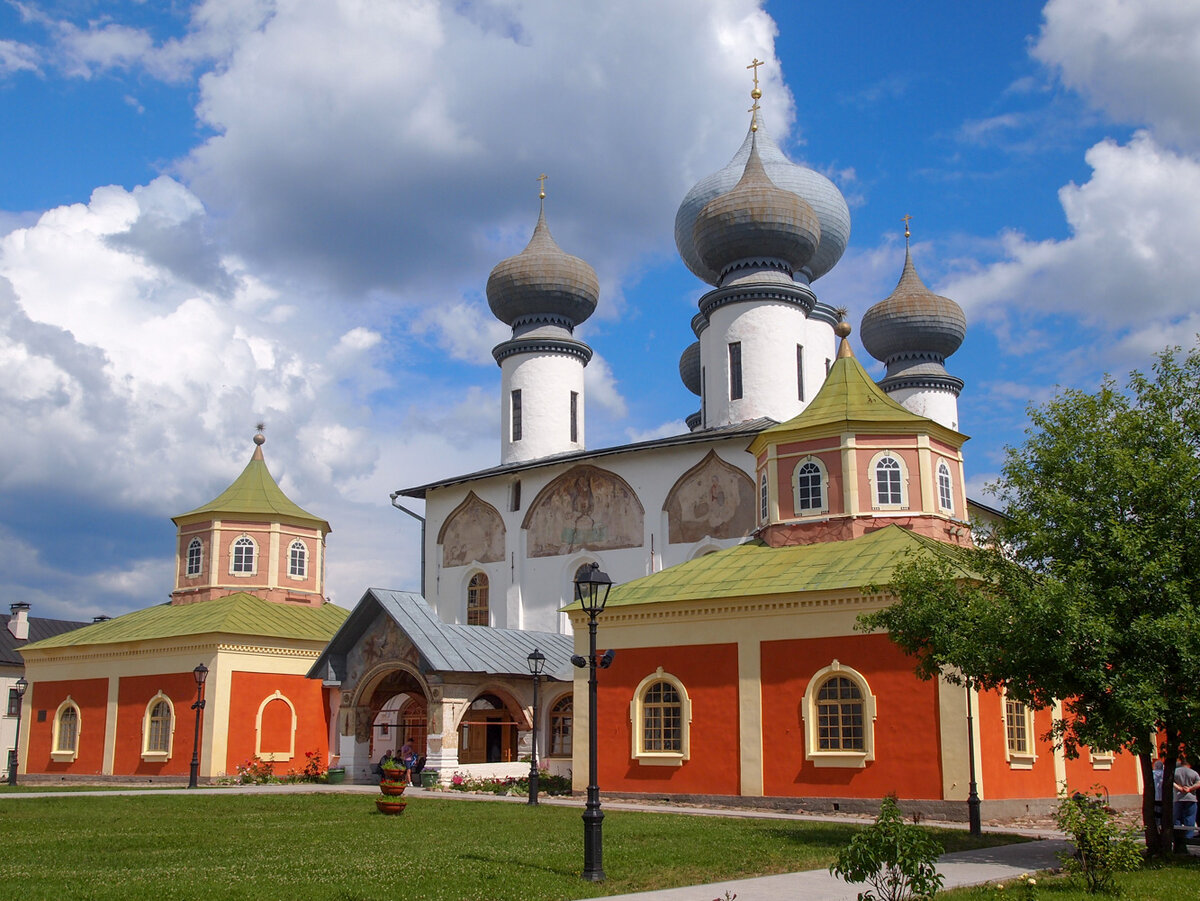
[379,755,407,782]
[379,777,407,797]
[375,794,406,815]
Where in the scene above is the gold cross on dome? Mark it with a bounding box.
[537,173,548,200]
[747,57,764,91]
[901,214,912,241]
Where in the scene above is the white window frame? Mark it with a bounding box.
[1089,747,1115,770]
[185,538,203,577]
[937,461,954,513]
[142,691,175,761]
[254,690,297,762]
[792,456,830,516]
[759,470,769,523]
[867,451,909,510]
[801,661,877,768]
[629,667,691,767]
[548,693,573,757]
[51,697,81,762]
[230,535,257,576]
[287,539,308,579]
[1002,691,1037,769]
[466,571,489,626]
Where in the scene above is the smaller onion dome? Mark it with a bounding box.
[486,206,599,330]
[679,341,701,396]
[861,245,966,366]
[692,137,820,285]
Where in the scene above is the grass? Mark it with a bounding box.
[0,792,1020,901]
[941,856,1200,901]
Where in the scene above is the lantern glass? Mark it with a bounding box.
[527,648,546,675]
[573,563,613,618]
[193,664,209,687]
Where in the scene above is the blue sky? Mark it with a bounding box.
[2,0,1198,620]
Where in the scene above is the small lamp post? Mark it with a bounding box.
[7,677,28,786]
[965,680,982,835]
[188,664,209,789]
[527,647,546,805]
[573,562,613,882]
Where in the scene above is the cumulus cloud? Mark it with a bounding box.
[0,38,39,75]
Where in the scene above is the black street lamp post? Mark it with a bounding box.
[966,680,982,835]
[572,563,613,883]
[527,647,545,805]
[7,677,28,786]
[188,664,209,790]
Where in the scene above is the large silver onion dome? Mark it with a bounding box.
[692,137,820,282]
[861,247,966,364]
[487,207,599,328]
[676,121,850,285]
[679,341,701,396]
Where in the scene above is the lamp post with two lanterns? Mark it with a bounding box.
[571,562,614,883]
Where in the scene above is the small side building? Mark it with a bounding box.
[17,434,348,782]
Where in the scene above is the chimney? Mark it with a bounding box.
[8,603,30,641]
[92,615,111,623]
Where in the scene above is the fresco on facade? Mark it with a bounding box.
[346,614,423,742]
[438,492,506,567]
[523,465,644,557]
[664,450,756,544]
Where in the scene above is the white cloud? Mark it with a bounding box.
[0,39,40,75]
[1034,0,1200,151]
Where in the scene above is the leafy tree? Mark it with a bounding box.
[859,344,1200,856]
[830,796,944,901]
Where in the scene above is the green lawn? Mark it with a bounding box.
[941,858,1200,901]
[0,792,1017,901]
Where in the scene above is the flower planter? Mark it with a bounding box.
[325,767,346,785]
[420,770,439,788]
[375,798,407,815]
[379,780,407,797]
[380,766,406,782]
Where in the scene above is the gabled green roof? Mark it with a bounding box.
[595,525,973,609]
[21,593,349,650]
[173,444,330,531]
[759,346,928,439]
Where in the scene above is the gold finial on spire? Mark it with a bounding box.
[747,58,764,131]
[253,421,266,451]
[537,173,547,200]
[901,214,912,248]
[833,307,854,357]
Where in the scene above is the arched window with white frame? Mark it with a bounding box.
[868,451,908,509]
[548,694,573,756]
[937,461,954,512]
[288,539,307,578]
[467,572,489,626]
[1002,690,1036,768]
[759,471,769,522]
[629,668,692,766]
[801,661,877,768]
[142,692,175,760]
[793,457,829,515]
[186,538,203,577]
[231,535,257,574]
[51,697,81,762]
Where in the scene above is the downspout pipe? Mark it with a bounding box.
[389,492,427,598]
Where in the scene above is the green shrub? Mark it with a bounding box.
[1055,790,1142,894]
[830,796,945,901]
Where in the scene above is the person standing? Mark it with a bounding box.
[1173,755,1200,840]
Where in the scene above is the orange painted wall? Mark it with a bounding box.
[596,644,740,795]
[224,671,329,773]
[113,672,200,776]
[25,678,109,775]
[260,697,293,754]
[976,691,1059,799]
[761,633,944,799]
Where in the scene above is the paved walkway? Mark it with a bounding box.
[4,782,1074,899]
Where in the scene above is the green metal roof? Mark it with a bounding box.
[759,348,929,439]
[21,593,349,650]
[173,445,330,531]
[596,525,973,608]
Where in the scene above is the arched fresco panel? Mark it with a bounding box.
[523,465,644,558]
[438,492,506,567]
[664,450,756,544]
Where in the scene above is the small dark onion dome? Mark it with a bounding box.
[679,341,701,396]
[487,208,599,330]
[676,121,850,285]
[692,137,820,285]
[860,247,966,368]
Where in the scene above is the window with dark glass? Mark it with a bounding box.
[796,461,823,511]
[467,573,489,626]
[728,342,742,400]
[232,536,256,573]
[875,456,903,506]
[797,344,805,401]
[186,538,203,577]
[549,696,573,756]
[641,681,682,752]
[146,700,171,753]
[816,676,864,751]
[570,391,578,443]
[288,540,307,577]
[937,462,953,511]
[511,389,522,442]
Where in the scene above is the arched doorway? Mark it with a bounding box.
[363,669,427,763]
[458,693,519,764]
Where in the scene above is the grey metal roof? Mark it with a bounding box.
[397,418,775,499]
[308,589,575,683]
[0,613,90,667]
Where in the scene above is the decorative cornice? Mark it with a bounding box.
[879,373,964,396]
[492,336,593,365]
[697,280,817,320]
[684,411,702,430]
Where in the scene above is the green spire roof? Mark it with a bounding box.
[591,525,973,609]
[21,593,349,650]
[174,441,330,531]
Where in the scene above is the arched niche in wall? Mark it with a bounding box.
[522,465,645,558]
[663,450,756,544]
[438,492,506,567]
